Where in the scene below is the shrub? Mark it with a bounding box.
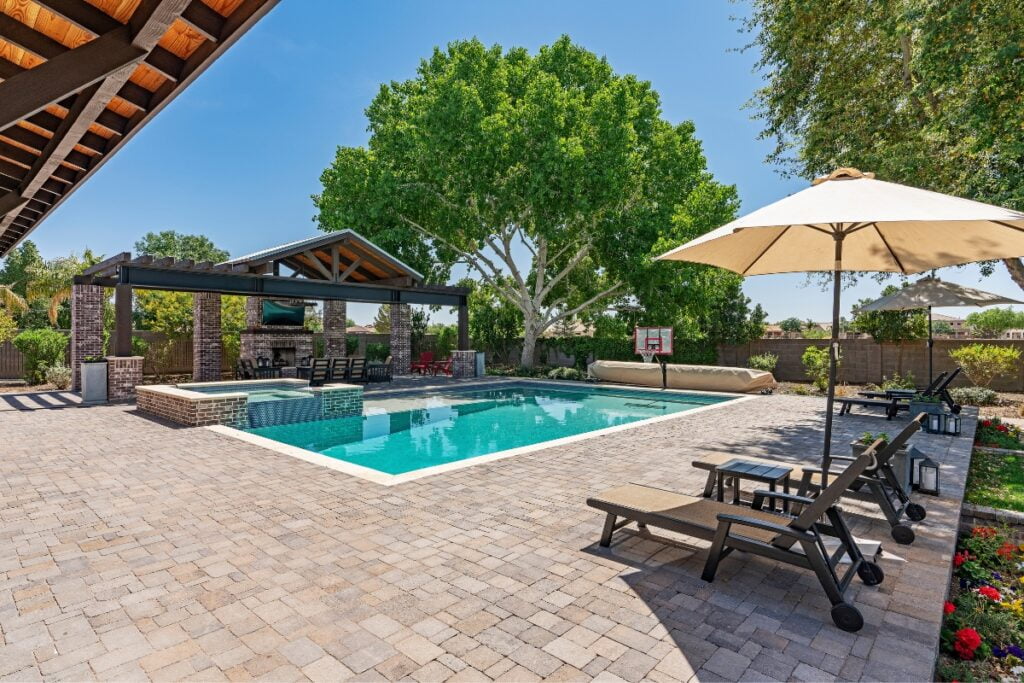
[976,418,1024,450]
[881,372,916,390]
[790,384,810,396]
[346,335,359,356]
[13,328,68,384]
[801,345,836,392]
[365,342,390,362]
[950,386,999,407]
[950,344,1022,388]
[546,366,584,381]
[858,431,890,446]
[44,364,72,390]
[747,352,778,373]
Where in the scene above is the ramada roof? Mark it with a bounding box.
[0,0,279,256]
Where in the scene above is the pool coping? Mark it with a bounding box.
[206,379,759,486]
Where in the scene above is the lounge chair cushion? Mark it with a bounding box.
[588,483,791,544]
[691,451,789,472]
[587,360,775,393]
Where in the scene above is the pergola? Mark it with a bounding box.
[0,0,279,255]
[73,230,471,396]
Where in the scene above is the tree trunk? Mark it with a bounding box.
[520,321,541,368]
[1005,258,1024,291]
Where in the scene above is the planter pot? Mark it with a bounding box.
[909,400,944,416]
[81,361,107,404]
[850,441,911,492]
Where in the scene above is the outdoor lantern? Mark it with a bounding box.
[944,413,962,436]
[918,456,940,496]
[927,412,944,434]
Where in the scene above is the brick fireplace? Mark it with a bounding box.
[240,297,314,366]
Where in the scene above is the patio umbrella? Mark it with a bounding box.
[857,277,1023,384]
[656,167,1024,480]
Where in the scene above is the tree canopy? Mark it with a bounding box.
[851,285,928,343]
[742,0,1024,287]
[314,36,762,366]
[965,307,1024,338]
[134,231,229,263]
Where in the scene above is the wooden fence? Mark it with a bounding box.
[718,338,1024,392]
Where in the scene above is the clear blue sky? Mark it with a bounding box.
[21,0,1021,324]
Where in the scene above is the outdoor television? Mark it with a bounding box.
[261,300,305,326]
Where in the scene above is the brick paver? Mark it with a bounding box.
[0,392,974,681]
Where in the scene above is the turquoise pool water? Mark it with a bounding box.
[182,382,312,403]
[245,384,730,475]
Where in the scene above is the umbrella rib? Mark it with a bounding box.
[740,225,791,275]
[993,220,1024,233]
[872,223,907,273]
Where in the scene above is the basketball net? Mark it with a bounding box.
[640,351,656,363]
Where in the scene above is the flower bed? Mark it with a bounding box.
[937,526,1024,680]
[976,417,1024,450]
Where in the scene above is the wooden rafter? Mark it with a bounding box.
[0,0,280,253]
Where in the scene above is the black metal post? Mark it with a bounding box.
[822,234,844,486]
[114,284,132,356]
[927,306,934,384]
[457,299,469,351]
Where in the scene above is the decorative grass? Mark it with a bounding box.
[966,449,1024,513]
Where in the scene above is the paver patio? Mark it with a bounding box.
[0,391,974,681]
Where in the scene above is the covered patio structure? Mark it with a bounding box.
[71,230,472,397]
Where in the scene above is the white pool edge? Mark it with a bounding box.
[206,387,759,486]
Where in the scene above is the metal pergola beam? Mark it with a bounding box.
[104,265,469,307]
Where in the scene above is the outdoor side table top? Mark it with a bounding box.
[716,458,793,512]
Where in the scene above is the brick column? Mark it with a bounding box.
[452,350,477,378]
[106,356,143,400]
[71,283,104,391]
[323,300,347,359]
[389,303,411,375]
[193,292,222,381]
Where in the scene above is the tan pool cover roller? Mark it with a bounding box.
[587,360,775,393]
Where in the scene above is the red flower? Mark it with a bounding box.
[998,424,1009,433]
[944,601,956,615]
[982,420,992,427]
[978,585,1002,601]
[954,551,973,567]
[954,628,982,660]
[998,541,1016,559]
[972,527,997,538]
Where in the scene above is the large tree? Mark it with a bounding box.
[314,36,757,366]
[742,0,1024,287]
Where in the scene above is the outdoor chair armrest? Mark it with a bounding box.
[714,513,814,541]
[751,490,815,510]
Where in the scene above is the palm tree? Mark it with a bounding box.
[26,250,102,326]
[0,284,27,313]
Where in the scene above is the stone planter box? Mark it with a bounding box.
[851,440,910,492]
[80,360,107,404]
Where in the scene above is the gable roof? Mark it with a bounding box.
[220,230,425,284]
[0,0,279,256]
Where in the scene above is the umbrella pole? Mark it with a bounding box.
[928,306,934,385]
[822,234,844,487]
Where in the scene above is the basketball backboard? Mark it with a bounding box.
[634,327,673,356]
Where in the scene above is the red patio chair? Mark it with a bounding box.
[410,352,434,374]
[432,358,453,376]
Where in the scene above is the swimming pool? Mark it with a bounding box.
[242,383,735,478]
[180,381,313,402]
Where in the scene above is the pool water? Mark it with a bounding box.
[245,384,730,475]
[183,382,312,403]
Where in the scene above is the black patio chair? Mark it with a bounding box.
[349,358,367,383]
[587,446,885,632]
[366,356,393,383]
[858,368,962,414]
[308,358,331,387]
[235,358,256,380]
[798,413,928,544]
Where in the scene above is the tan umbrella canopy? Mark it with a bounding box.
[858,276,1023,383]
[657,167,1024,477]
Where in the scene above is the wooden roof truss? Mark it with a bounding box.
[0,0,279,255]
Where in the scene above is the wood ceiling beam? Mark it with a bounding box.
[0,26,147,130]
[181,3,224,41]
[0,13,64,59]
[32,0,120,35]
[0,0,191,239]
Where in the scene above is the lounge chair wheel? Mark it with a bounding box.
[906,503,926,522]
[891,523,915,545]
[951,404,962,414]
[830,603,864,632]
[856,561,885,586]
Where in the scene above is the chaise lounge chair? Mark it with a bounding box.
[308,358,331,387]
[587,446,885,632]
[798,413,928,544]
[858,367,962,414]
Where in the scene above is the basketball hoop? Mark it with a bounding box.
[640,350,656,364]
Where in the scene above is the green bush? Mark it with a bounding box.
[746,352,778,373]
[881,372,916,390]
[950,386,999,407]
[801,345,836,392]
[950,344,1022,388]
[366,342,390,362]
[132,335,149,357]
[546,366,584,381]
[44,364,72,390]
[346,335,359,356]
[13,328,68,384]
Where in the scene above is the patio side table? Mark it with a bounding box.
[715,459,793,513]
